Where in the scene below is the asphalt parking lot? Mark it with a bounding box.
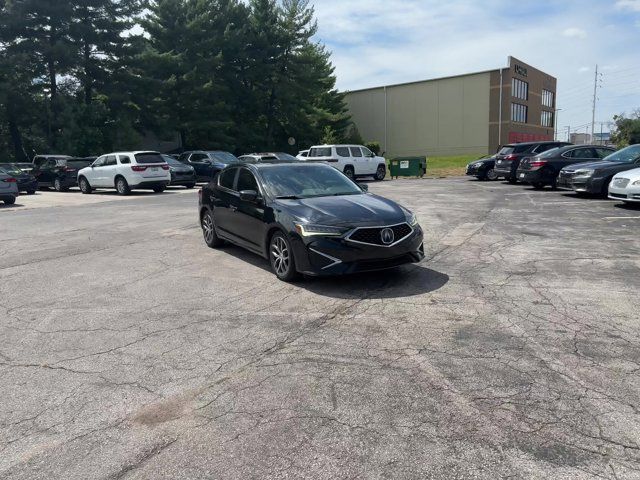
[1,179,640,479]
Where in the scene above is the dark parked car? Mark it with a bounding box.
[198,162,424,281]
[465,155,498,181]
[0,164,38,194]
[32,154,72,169]
[516,145,615,189]
[557,144,640,195]
[178,151,239,182]
[0,171,19,204]
[494,141,571,183]
[32,156,95,191]
[162,155,196,188]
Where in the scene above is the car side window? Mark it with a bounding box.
[335,147,350,157]
[361,147,373,157]
[237,169,259,192]
[119,154,131,164]
[595,148,613,158]
[534,144,555,154]
[105,155,117,166]
[93,156,105,167]
[46,159,57,168]
[190,153,208,163]
[179,153,189,162]
[219,168,237,190]
[350,147,363,157]
[564,148,592,159]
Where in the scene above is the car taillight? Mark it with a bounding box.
[3,177,17,183]
[131,165,147,172]
[504,154,517,161]
[64,167,76,172]
[530,160,548,168]
[161,164,169,170]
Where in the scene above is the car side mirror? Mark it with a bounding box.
[239,189,259,202]
[358,183,369,192]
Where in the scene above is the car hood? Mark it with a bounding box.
[613,166,640,180]
[276,193,407,227]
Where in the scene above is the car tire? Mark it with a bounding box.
[186,183,196,189]
[343,166,355,181]
[532,182,545,189]
[27,190,36,195]
[374,165,386,181]
[201,210,224,248]
[79,177,92,194]
[269,231,300,282]
[53,178,67,192]
[507,175,518,184]
[153,186,166,193]
[115,176,130,196]
[4,197,16,205]
[601,177,613,197]
[486,169,498,181]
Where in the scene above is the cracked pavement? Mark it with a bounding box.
[1,180,639,479]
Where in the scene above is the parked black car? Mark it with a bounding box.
[162,155,196,188]
[32,156,95,191]
[0,163,38,194]
[465,155,498,181]
[198,162,424,281]
[178,151,239,182]
[516,145,615,189]
[557,144,640,195]
[32,154,72,169]
[494,141,572,183]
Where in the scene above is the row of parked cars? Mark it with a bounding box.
[465,141,640,205]
[0,144,386,203]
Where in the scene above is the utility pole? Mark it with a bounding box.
[591,64,600,142]
[566,126,571,143]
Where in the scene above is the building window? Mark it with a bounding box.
[542,89,554,108]
[511,103,528,123]
[512,78,528,100]
[541,110,554,127]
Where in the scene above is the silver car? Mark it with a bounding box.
[0,170,19,205]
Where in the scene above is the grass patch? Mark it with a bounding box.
[426,154,485,177]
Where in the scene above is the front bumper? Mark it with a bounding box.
[608,184,640,202]
[170,171,196,186]
[466,164,482,176]
[557,175,604,193]
[292,225,425,276]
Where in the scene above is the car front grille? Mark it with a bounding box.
[610,193,628,199]
[356,254,415,272]
[347,223,413,246]
[613,178,630,188]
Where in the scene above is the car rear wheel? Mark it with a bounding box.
[343,166,355,180]
[486,169,498,181]
[153,186,166,193]
[269,232,299,282]
[115,176,130,196]
[4,197,16,205]
[79,177,92,194]
[532,182,545,189]
[374,165,386,181]
[186,183,196,189]
[201,210,224,248]
[27,190,36,195]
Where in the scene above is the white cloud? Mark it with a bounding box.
[616,0,640,11]
[562,27,587,38]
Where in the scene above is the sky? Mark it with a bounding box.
[311,0,640,138]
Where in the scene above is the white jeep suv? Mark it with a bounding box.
[305,144,386,181]
[78,151,171,195]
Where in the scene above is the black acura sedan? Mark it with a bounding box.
[198,163,424,281]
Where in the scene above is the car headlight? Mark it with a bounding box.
[295,224,347,237]
[572,169,594,178]
[633,180,640,186]
[403,210,419,227]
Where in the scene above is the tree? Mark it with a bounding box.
[611,110,640,147]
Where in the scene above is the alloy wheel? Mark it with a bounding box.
[202,213,215,244]
[376,166,386,181]
[54,179,61,191]
[271,236,290,277]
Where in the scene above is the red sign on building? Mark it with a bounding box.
[508,132,552,143]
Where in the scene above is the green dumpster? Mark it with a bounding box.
[389,156,427,179]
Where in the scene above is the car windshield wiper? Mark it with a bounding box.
[275,195,303,200]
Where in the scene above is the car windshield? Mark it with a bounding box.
[498,146,514,155]
[162,155,183,166]
[135,152,166,164]
[261,165,363,199]
[0,165,23,175]
[602,144,640,163]
[538,147,562,158]
[273,153,299,162]
[209,151,239,164]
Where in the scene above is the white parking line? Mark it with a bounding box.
[603,216,640,220]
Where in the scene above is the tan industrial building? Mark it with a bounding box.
[345,56,557,158]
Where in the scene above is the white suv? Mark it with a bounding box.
[78,151,171,195]
[305,145,386,181]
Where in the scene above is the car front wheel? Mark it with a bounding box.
[115,177,130,195]
[79,177,92,194]
[486,169,498,181]
[374,165,386,181]
[269,232,299,282]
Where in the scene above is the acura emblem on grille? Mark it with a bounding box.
[380,228,395,245]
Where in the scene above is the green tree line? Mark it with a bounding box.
[0,0,353,161]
